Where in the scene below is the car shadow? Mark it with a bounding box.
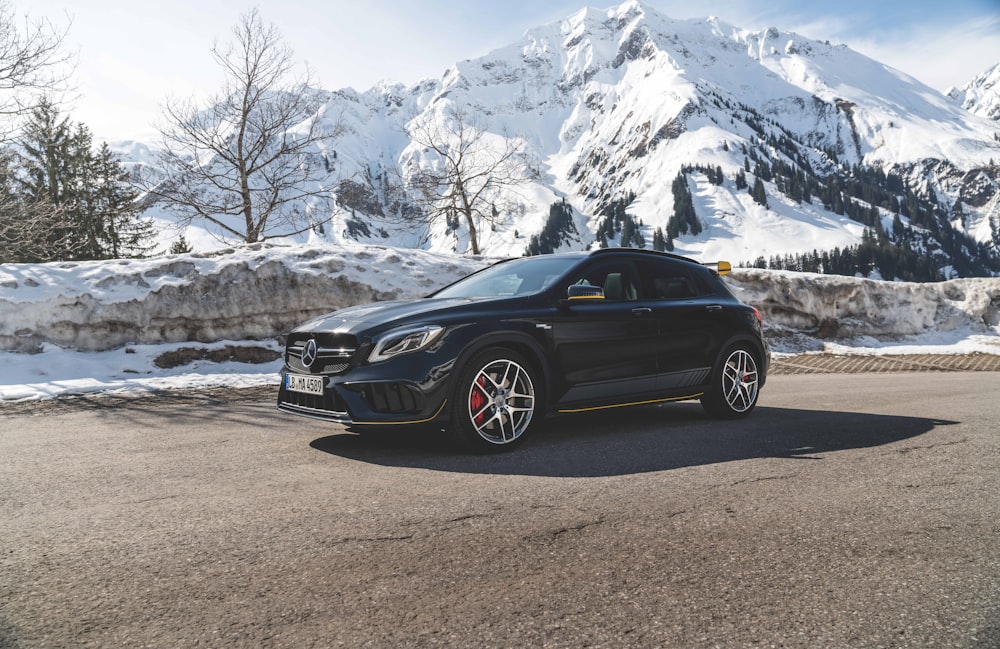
[308,403,956,478]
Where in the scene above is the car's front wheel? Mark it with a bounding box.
[449,348,539,452]
[701,344,760,419]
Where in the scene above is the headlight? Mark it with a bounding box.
[368,325,445,363]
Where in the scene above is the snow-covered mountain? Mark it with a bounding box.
[125,0,1000,278]
[949,62,1000,121]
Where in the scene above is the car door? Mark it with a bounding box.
[634,258,728,389]
[549,258,660,404]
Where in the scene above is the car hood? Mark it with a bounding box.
[295,297,477,337]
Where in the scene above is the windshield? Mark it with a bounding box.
[432,255,583,299]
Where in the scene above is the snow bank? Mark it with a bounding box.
[0,243,489,353]
[3,244,999,357]
[727,269,1000,348]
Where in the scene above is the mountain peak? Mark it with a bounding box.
[949,62,1000,120]
[129,5,1000,278]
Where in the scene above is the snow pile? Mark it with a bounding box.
[0,242,488,353]
[728,269,1000,350]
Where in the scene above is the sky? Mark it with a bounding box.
[10,0,1000,143]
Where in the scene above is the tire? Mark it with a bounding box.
[701,344,761,419]
[448,348,539,452]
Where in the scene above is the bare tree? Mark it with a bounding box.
[406,104,535,255]
[0,0,73,137]
[147,9,340,244]
[0,190,82,263]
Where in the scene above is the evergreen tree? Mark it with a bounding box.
[91,142,155,258]
[734,169,747,190]
[892,214,905,241]
[631,217,645,248]
[16,97,79,259]
[525,199,577,256]
[18,98,72,203]
[69,123,102,259]
[751,176,768,207]
[0,150,27,261]
[620,213,635,248]
[652,227,666,252]
[12,99,153,261]
[666,172,701,238]
[170,235,194,255]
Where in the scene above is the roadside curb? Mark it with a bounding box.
[771,352,1000,374]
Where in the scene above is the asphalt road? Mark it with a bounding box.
[1,372,998,648]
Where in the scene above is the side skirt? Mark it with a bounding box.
[553,367,711,413]
[557,392,704,414]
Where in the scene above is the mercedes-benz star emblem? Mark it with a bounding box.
[301,339,318,369]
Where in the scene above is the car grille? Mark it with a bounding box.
[285,333,357,375]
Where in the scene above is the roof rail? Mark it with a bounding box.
[590,247,698,263]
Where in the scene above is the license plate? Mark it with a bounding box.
[285,373,324,395]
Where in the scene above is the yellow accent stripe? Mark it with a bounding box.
[351,400,448,426]
[557,393,703,414]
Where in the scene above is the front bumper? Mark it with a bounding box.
[277,379,353,423]
[276,353,455,427]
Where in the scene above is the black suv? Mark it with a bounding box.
[278,249,769,451]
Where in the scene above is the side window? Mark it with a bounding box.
[637,260,703,300]
[569,261,639,301]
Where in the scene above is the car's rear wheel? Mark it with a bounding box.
[701,344,760,419]
[449,348,538,452]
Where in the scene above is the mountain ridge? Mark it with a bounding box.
[949,62,1000,121]
[125,0,1000,279]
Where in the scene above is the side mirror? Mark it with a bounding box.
[566,284,605,301]
[704,260,732,276]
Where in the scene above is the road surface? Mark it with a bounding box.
[1,372,998,648]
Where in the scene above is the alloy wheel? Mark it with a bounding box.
[466,358,535,444]
[721,348,759,413]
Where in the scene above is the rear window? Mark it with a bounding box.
[635,259,711,299]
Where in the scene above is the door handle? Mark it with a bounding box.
[631,307,652,316]
[705,305,723,312]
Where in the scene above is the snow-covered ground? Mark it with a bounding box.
[0,340,285,401]
[2,243,999,402]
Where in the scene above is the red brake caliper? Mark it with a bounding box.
[470,375,488,425]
